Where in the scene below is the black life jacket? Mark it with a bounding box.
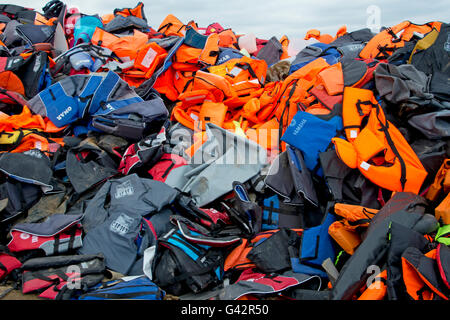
[0,51,52,99]
[21,253,107,300]
[0,178,41,231]
[152,228,224,296]
[410,23,450,102]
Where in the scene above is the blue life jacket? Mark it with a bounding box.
[281,110,343,176]
[289,43,341,75]
[73,15,103,45]
[217,48,244,65]
[299,212,337,267]
[291,212,338,277]
[78,275,165,300]
[29,71,145,132]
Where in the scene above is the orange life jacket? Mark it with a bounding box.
[170,103,201,132]
[401,247,449,300]
[221,57,267,97]
[114,2,146,20]
[305,29,334,44]
[134,42,168,78]
[0,106,63,134]
[279,35,290,60]
[426,159,450,202]
[217,29,238,49]
[304,26,347,44]
[171,82,232,132]
[101,13,115,25]
[328,203,379,255]
[0,71,25,97]
[253,81,283,122]
[91,28,149,61]
[172,33,220,71]
[245,117,280,151]
[179,70,235,100]
[359,21,442,59]
[273,57,330,150]
[197,101,228,130]
[0,106,64,154]
[435,192,450,225]
[157,14,197,37]
[316,62,344,96]
[224,229,303,272]
[332,87,428,194]
[0,129,64,154]
[153,66,179,101]
[170,69,238,130]
[223,87,265,110]
[34,12,54,25]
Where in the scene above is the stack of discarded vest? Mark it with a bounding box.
[0,0,448,301]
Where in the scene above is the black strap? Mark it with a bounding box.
[278,81,297,151]
[161,161,176,179]
[355,99,377,116]
[362,208,378,219]
[68,226,78,251]
[374,104,407,190]
[386,27,399,40]
[157,22,173,33]
[262,204,298,215]
[180,77,194,94]
[48,89,56,100]
[375,44,395,60]
[347,218,372,226]
[176,24,186,34]
[31,269,69,284]
[1,128,24,152]
[343,125,361,129]
[53,234,60,256]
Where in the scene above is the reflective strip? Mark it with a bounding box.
[360,161,371,171]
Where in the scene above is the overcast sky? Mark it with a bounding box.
[13,0,450,39]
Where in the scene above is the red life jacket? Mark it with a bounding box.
[148,153,188,182]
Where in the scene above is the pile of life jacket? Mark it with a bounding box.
[0,0,448,301]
